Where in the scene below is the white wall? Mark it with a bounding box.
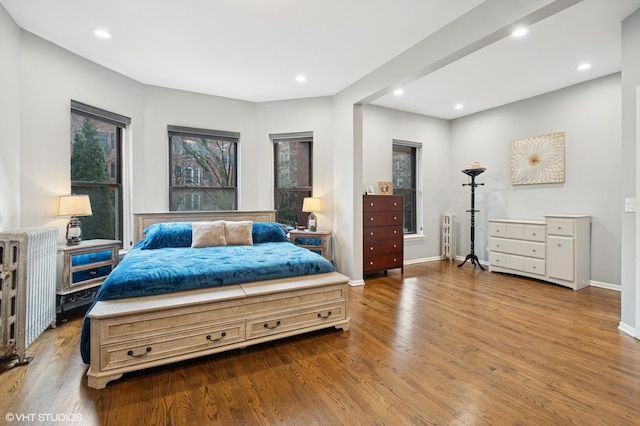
[255,97,335,229]
[0,4,21,230]
[621,9,640,333]
[142,86,258,213]
[363,105,451,261]
[451,74,622,287]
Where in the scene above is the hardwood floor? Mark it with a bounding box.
[1,261,639,425]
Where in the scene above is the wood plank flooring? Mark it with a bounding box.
[1,261,639,425]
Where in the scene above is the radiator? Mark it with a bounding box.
[0,227,57,364]
[442,213,456,262]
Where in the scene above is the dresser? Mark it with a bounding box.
[363,195,403,275]
[56,239,121,318]
[488,215,590,290]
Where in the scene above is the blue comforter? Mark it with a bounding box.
[80,242,335,363]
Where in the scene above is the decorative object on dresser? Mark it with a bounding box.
[57,239,120,320]
[0,228,58,365]
[363,194,403,275]
[289,230,332,261]
[302,197,321,231]
[377,181,393,195]
[57,194,93,244]
[458,163,486,270]
[488,215,590,290]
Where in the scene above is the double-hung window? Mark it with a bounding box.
[392,140,421,234]
[272,132,313,227]
[169,126,238,211]
[70,101,129,243]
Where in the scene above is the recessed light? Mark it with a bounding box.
[454,103,464,110]
[393,89,404,96]
[296,75,307,83]
[576,63,592,71]
[512,27,528,38]
[93,28,111,39]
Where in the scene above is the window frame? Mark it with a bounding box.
[392,140,422,235]
[271,132,313,227]
[168,125,239,212]
[70,100,129,246]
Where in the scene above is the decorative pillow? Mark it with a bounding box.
[139,222,192,250]
[224,221,253,245]
[191,221,227,248]
[252,222,289,244]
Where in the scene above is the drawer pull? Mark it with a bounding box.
[264,320,281,329]
[89,255,96,260]
[532,233,537,236]
[394,216,397,220]
[370,202,374,207]
[370,217,374,221]
[206,332,227,342]
[370,247,374,251]
[370,261,374,265]
[393,230,397,234]
[393,244,397,248]
[532,249,536,253]
[317,311,332,319]
[89,270,97,276]
[393,202,397,206]
[127,347,152,358]
[370,232,374,236]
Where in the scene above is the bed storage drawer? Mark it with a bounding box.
[247,302,346,339]
[99,321,246,371]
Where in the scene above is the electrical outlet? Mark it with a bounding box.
[625,198,636,212]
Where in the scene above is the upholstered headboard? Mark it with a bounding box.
[133,210,277,243]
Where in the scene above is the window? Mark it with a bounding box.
[392,141,421,234]
[272,132,313,227]
[169,126,238,211]
[70,101,129,244]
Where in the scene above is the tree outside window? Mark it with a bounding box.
[169,126,238,211]
[392,142,419,234]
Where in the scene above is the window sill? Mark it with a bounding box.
[403,233,425,241]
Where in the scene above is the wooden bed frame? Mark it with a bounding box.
[86,211,350,389]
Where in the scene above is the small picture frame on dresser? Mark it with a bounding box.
[378,181,393,195]
[365,186,375,195]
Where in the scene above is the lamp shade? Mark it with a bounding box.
[302,197,321,213]
[58,194,93,217]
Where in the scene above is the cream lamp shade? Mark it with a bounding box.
[302,197,321,231]
[58,195,92,244]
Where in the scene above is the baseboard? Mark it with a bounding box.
[349,279,365,287]
[590,280,620,291]
[618,321,636,338]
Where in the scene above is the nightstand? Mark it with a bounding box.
[56,239,120,319]
[289,230,332,261]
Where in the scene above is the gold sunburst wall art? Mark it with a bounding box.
[511,131,565,185]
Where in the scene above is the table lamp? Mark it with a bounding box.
[302,197,321,231]
[58,194,93,244]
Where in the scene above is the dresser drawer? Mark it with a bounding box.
[364,253,403,272]
[247,302,346,339]
[547,218,574,237]
[489,222,507,237]
[99,321,246,371]
[364,239,402,255]
[363,196,402,212]
[525,225,546,242]
[364,211,402,227]
[489,252,506,267]
[490,238,545,259]
[524,258,545,276]
[363,225,403,242]
[506,224,525,239]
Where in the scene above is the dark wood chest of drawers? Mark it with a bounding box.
[363,195,403,274]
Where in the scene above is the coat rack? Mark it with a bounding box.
[458,167,485,270]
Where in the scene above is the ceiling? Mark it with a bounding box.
[2,0,639,120]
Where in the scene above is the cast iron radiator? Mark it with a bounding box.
[0,227,57,364]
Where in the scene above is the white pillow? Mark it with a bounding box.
[224,221,253,245]
[191,221,227,248]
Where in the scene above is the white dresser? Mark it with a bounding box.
[488,215,590,290]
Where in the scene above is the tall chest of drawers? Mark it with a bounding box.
[363,195,403,275]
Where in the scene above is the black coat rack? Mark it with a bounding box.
[458,168,485,270]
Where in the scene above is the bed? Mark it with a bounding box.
[83,211,350,389]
